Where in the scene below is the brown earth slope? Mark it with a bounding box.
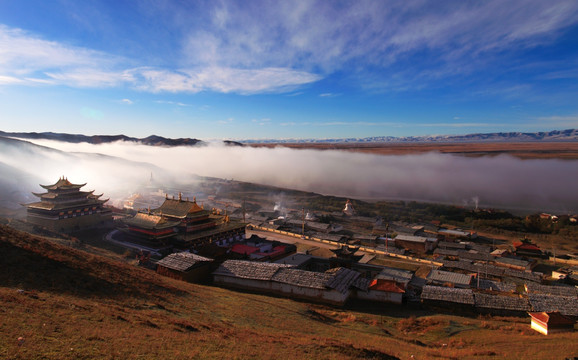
[1,225,577,359]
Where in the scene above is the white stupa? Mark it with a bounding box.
[305,211,317,221]
[343,199,355,216]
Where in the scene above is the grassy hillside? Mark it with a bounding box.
[1,225,576,359]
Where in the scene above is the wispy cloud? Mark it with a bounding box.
[252,118,272,126]
[154,100,191,107]
[536,114,578,127]
[120,99,134,105]
[1,1,578,95]
[131,67,320,94]
[0,25,320,94]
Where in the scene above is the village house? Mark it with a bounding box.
[156,252,213,283]
[395,234,438,253]
[437,228,476,242]
[513,241,543,257]
[494,256,536,271]
[529,312,576,335]
[354,279,405,304]
[421,286,475,310]
[212,260,368,306]
[427,269,473,288]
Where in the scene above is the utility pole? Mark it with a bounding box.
[301,208,305,239]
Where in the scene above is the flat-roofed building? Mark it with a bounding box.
[427,269,473,288]
[156,252,213,283]
[395,234,438,253]
[529,312,575,335]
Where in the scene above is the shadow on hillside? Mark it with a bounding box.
[0,241,133,299]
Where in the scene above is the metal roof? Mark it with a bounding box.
[395,234,429,243]
[495,257,531,268]
[427,269,472,287]
[376,267,414,283]
[275,253,314,267]
[157,252,213,272]
[324,267,362,294]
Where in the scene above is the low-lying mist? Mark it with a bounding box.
[2,138,577,214]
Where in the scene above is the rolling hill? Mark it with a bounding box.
[1,224,577,359]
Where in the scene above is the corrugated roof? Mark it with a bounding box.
[376,267,414,283]
[275,253,313,267]
[157,252,213,272]
[495,257,531,268]
[324,267,362,294]
[212,260,292,281]
[395,234,428,243]
[438,241,467,250]
[427,270,472,287]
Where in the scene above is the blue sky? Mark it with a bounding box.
[0,0,577,140]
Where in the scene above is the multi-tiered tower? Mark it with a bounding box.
[25,177,112,232]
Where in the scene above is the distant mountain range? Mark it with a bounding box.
[241,129,578,143]
[1,129,576,145]
[0,131,242,147]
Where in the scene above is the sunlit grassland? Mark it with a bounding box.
[1,225,577,359]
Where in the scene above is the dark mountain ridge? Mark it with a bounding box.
[1,129,576,146]
[0,131,244,147]
[241,128,578,143]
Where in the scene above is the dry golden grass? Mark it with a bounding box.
[1,225,577,359]
[250,142,578,159]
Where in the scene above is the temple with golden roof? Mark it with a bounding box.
[121,193,246,248]
[24,177,112,232]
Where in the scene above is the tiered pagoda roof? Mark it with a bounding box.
[156,195,206,219]
[124,213,180,230]
[40,177,86,191]
[25,177,109,211]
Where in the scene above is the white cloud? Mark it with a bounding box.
[536,115,578,127]
[132,67,320,94]
[121,99,134,105]
[0,25,320,94]
[2,1,578,94]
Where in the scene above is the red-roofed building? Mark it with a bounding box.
[513,241,543,257]
[230,243,259,256]
[529,312,575,335]
[355,279,405,304]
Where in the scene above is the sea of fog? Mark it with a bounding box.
[1,138,577,214]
